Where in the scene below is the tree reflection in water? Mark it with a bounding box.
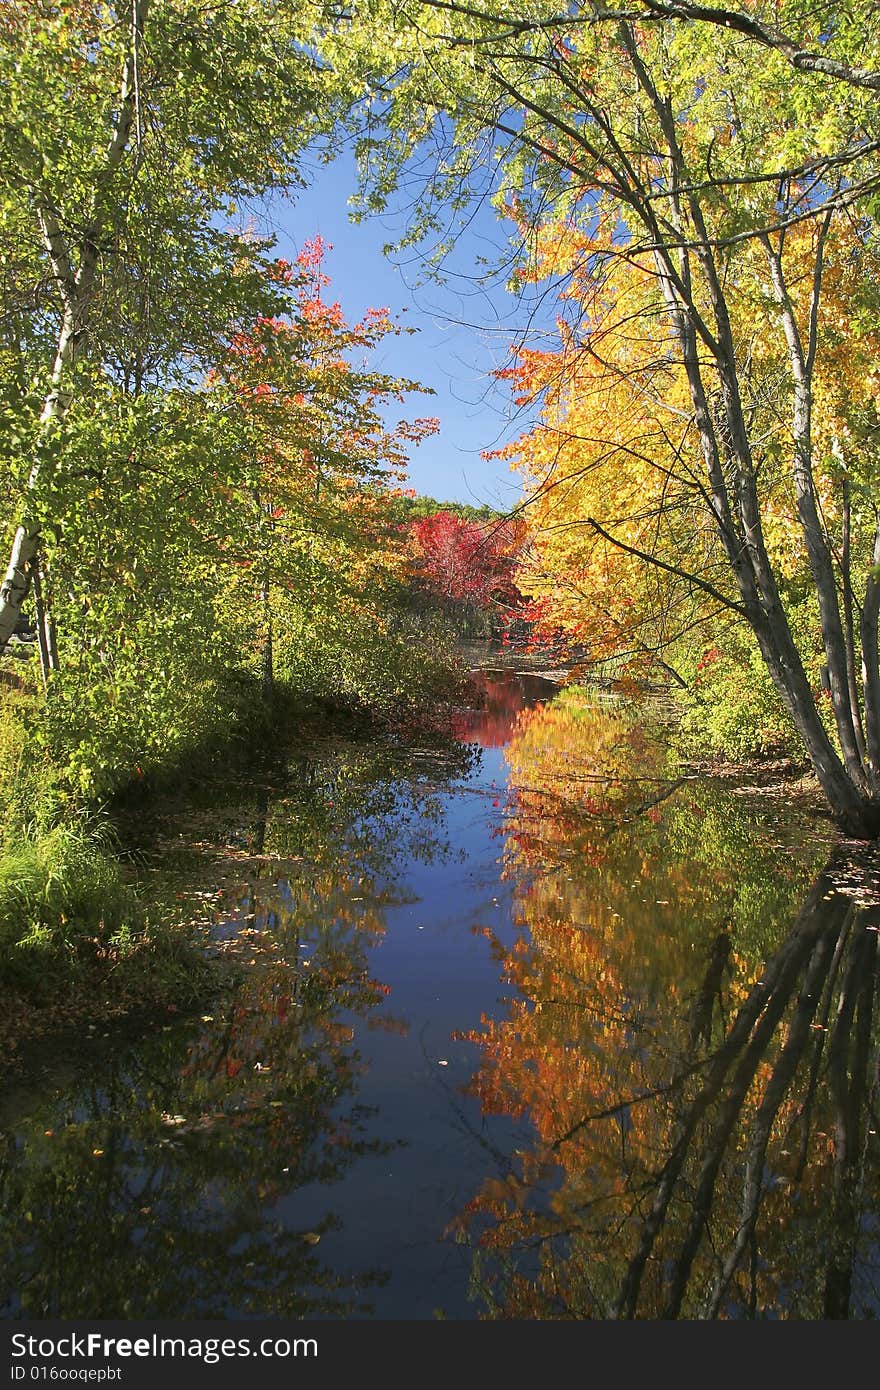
[454,690,880,1318]
[3,685,878,1318]
[451,670,557,748]
[0,737,472,1319]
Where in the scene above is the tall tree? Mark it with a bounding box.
[215,236,439,699]
[499,216,880,706]
[23,239,439,798]
[0,0,335,660]
[332,0,880,834]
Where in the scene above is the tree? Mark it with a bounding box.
[0,0,336,664]
[497,215,880,718]
[0,5,454,806]
[407,508,523,628]
[490,232,716,687]
[327,0,880,834]
[18,236,441,799]
[215,236,439,701]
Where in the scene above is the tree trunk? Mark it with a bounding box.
[762,236,868,791]
[0,302,79,655]
[30,556,59,686]
[841,479,869,772]
[652,178,878,835]
[860,521,880,785]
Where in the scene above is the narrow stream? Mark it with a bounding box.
[2,669,879,1319]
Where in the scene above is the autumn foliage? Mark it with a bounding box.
[405,509,524,636]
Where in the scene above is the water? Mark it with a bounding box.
[2,670,879,1319]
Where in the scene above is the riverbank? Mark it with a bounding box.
[0,660,476,1066]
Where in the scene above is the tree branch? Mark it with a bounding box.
[585,515,746,616]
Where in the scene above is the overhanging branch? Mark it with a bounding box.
[585,515,746,615]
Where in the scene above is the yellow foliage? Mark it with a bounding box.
[502,212,880,676]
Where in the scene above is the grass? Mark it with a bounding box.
[0,817,211,1001]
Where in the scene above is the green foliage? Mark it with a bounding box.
[670,592,833,762]
[14,378,246,795]
[271,594,458,719]
[386,492,503,525]
[0,822,131,952]
[0,817,203,996]
[674,627,800,762]
[0,18,455,822]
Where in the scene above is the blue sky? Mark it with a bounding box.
[251,151,542,509]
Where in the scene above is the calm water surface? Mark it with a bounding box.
[2,671,879,1318]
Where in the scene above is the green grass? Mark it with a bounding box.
[0,818,208,999]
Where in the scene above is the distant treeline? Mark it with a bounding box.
[386,492,505,526]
